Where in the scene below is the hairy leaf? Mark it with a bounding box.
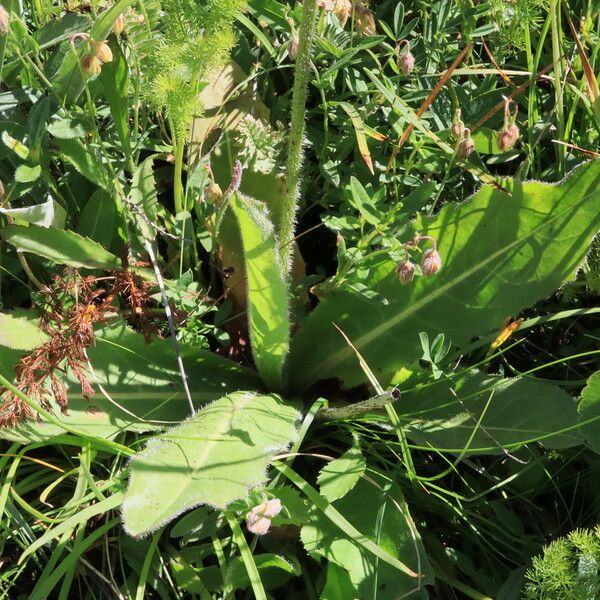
[230,193,289,391]
[122,392,300,537]
[317,446,366,502]
[290,160,600,390]
[578,371,600,453]
[0,310,49,351]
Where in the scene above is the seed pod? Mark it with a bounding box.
[81,54,102,76]
[113,14,125,35]
[0,5,9,35]
[398,51,415,75]
[457,128,475,159]
[396,259,416,284]
[92,40,113,63]
[497,123,520,152]
[421,248,442,276]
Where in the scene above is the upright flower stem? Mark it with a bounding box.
[279,0,319,276]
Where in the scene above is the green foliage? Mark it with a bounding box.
[122,392,300,537]
[230,192,290,390]
[290,161,600,390]
[523,526,600,600]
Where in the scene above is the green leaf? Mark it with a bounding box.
[317,446,366,502]
[47,116,89,139]
[90,0,136,41]
[0,321,260,443]
[347,176,382,225]
[322,562,358,600]
[98,37,131,159]
[0,197,66,228]
[228,553,299,591]
[290,160,600,390]
[1,224,121,269]
[230,193,290,391]
[14,164,41,183]
[403,372,581,454]
[301,476,432,599]
[77,189,117,248]
[0,310,49,351]
[128,157,158,241]
[1,130,29,160]
[33,13,92,49]
[122,392,300,537]
[54,138,112,190]
[577,371,600,453]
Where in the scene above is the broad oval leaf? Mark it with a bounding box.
[317,446,366,502]
[230,193,290,391]
[122,392,300,537]
[0,321,260,443]
[1,224,120,269]
[403,372,582,454]
[0,310,49,351]
[290,160,600,390]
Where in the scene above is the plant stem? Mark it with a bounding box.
[550,0,565,176]
[173,137,186,215]
[279,0,319,275]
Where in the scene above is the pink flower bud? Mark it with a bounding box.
[421,249,442,276]
[333,0,351,27]
[0,5,9,35]
[398,51,415,75]
[355,6,376,35]
[81,54,102,76]
[92,40,113,63]
[396,260,416,284]
[246,498,283,535]
[457,128,474,159]
[113,14,125,35]
[497,123,520,152]
[451,109,464,140]
[288,35,299,60]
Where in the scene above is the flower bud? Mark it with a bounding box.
[457,128,474,159]
[0,5,9,35]
[113,14,125,35]
[206,182,223,203]
[398,51,415,75]
[81,54,102,77]
[396,260,416,284]
[333,0,351,27]
[246,498,282,535]
[0,178,4,199]
[451,109,464,140]
[355,5,376,36]
[92,40,113,63]
[421,248,442,276]
[497,123,520,152]
[288,35,299,60]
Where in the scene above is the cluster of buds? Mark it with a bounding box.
[396,40,415,75]
[71,32,113,78]
[497,96,520,152]
[395,235,442,285]
[246,498,283,535]
[451,109,475,159]
[0,4,9,35]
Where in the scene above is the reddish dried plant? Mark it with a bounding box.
[0,260,159,427]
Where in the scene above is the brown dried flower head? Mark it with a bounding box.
[333,0,352,27]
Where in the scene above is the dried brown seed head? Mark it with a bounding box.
[396,259,416,284]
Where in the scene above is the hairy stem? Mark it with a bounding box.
[279,0,319,275]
